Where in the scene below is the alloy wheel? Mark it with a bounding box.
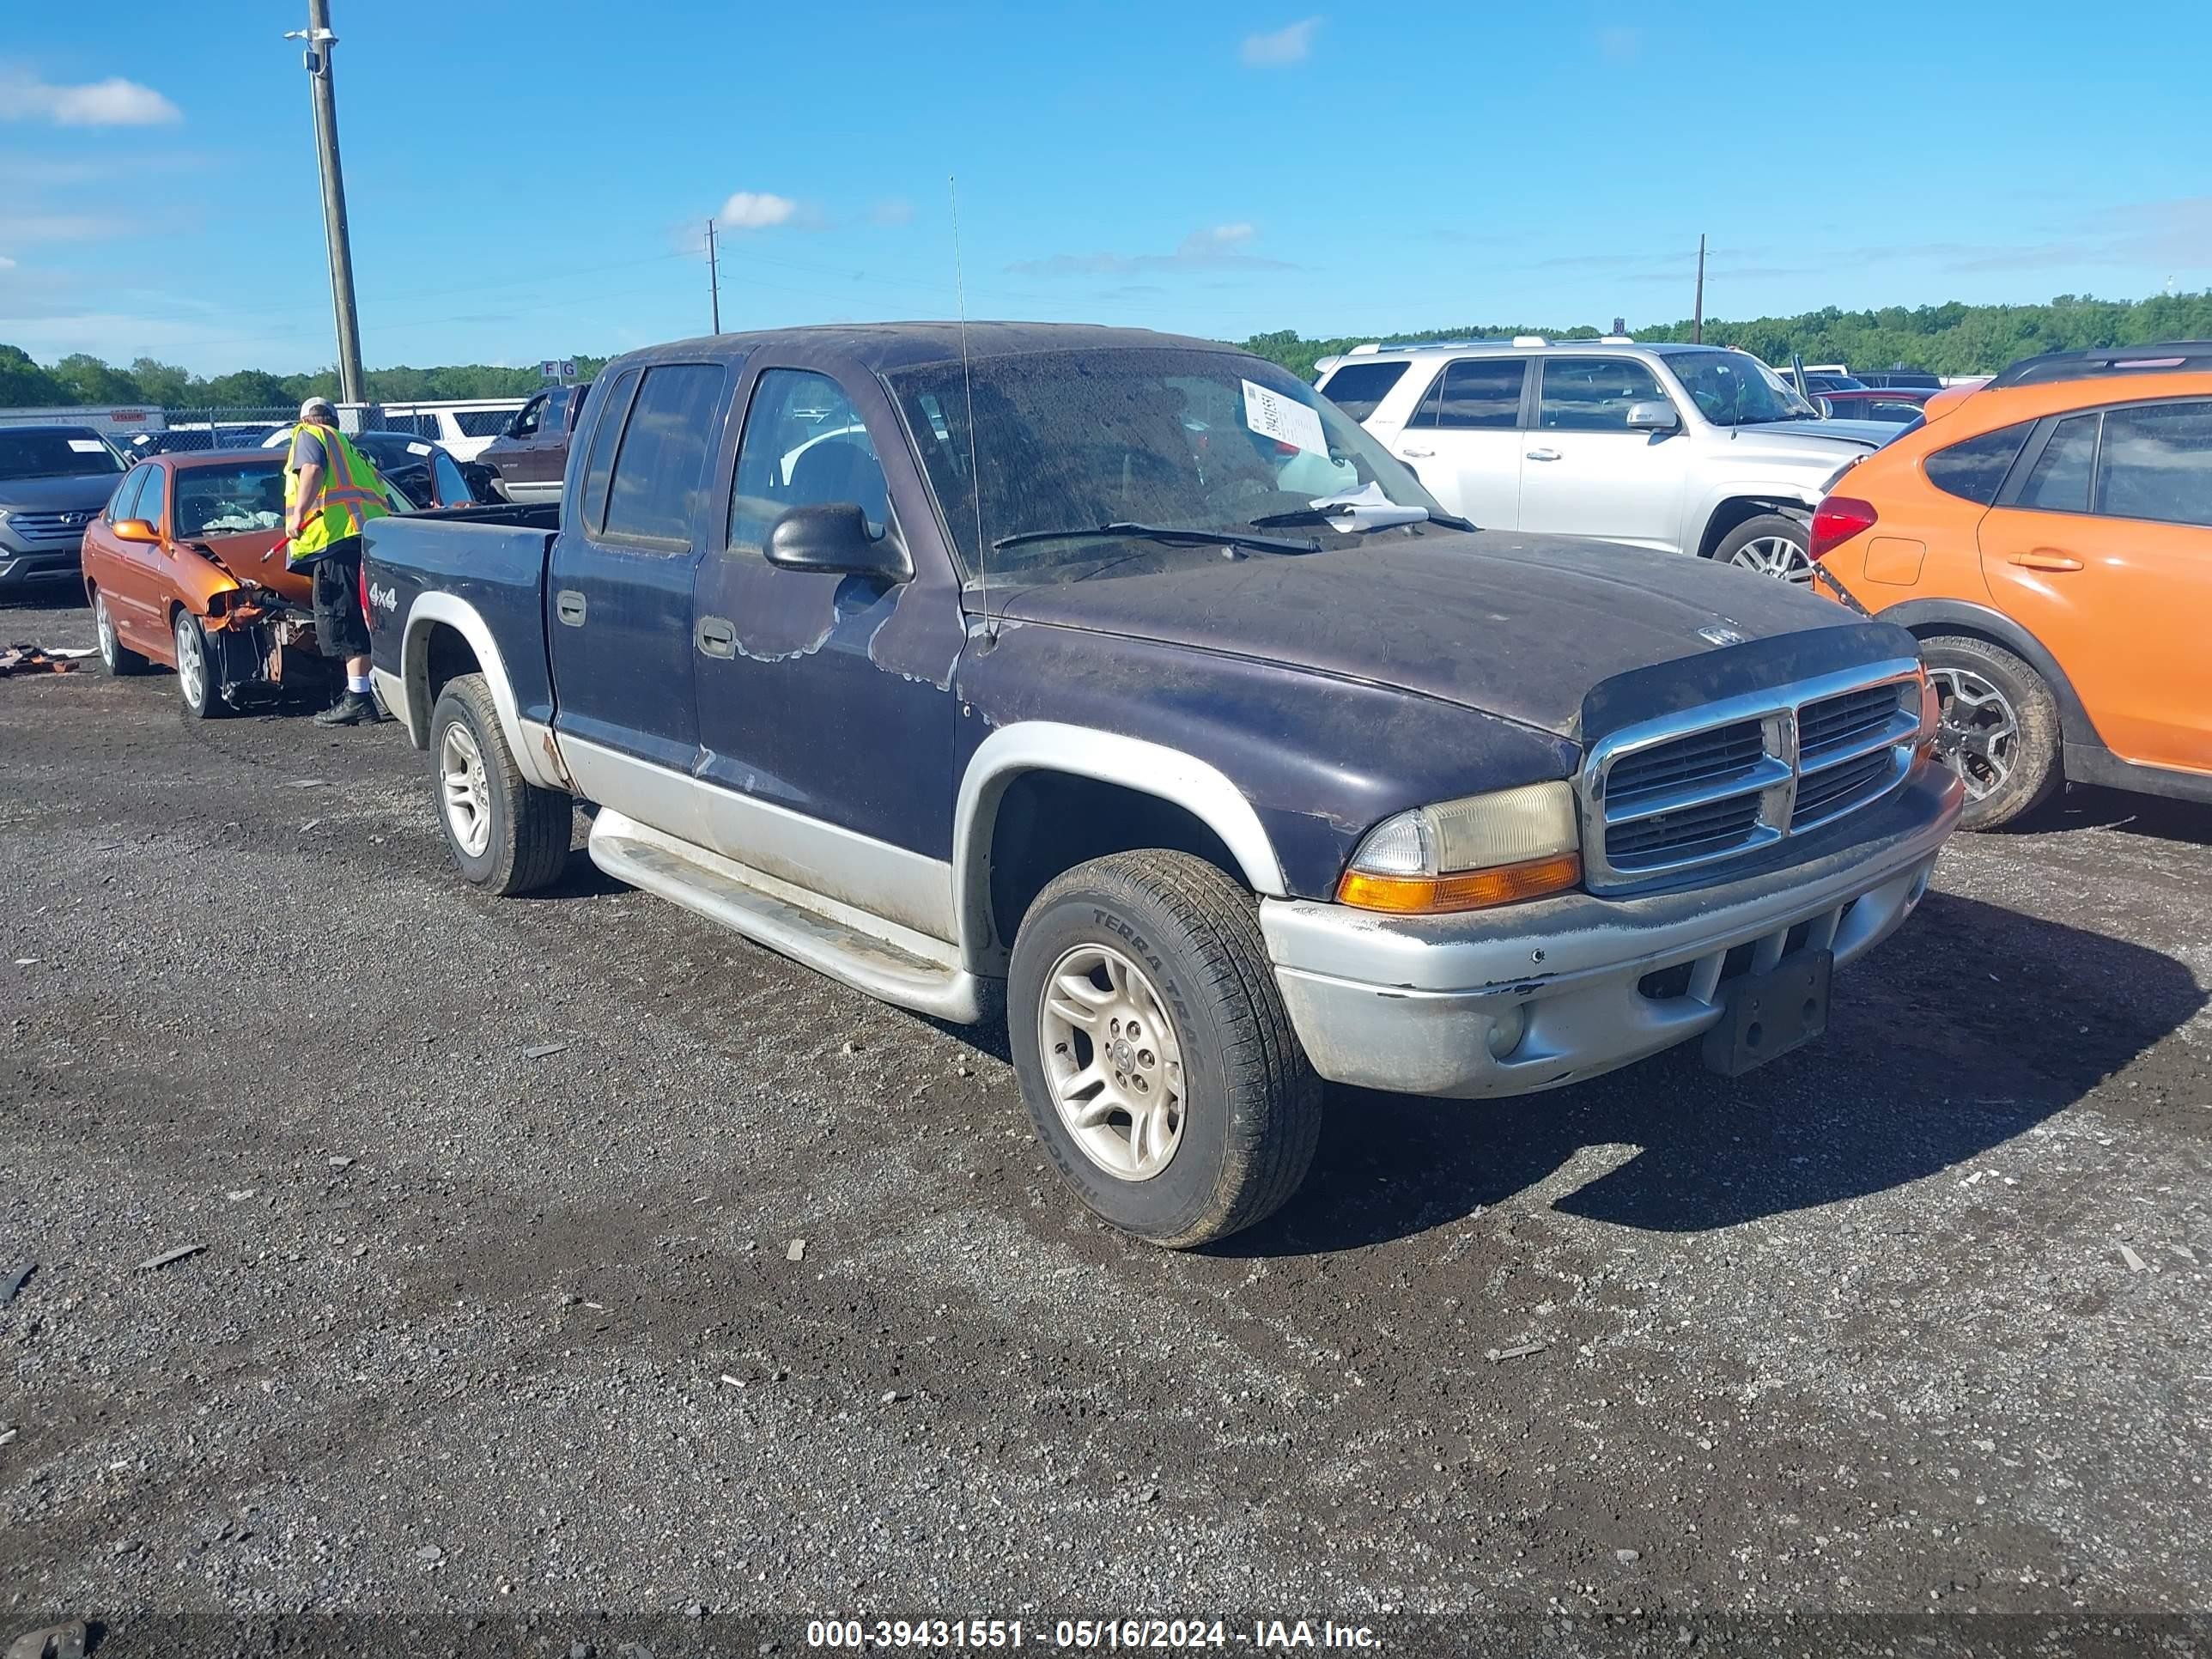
[1036,942,1187,1182]
[173,613,205,711]
[439,720,494,859]
[1726,534,1814,583]
[1926,665,2019,800]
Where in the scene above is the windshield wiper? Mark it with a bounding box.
[990,521,1320,556]
[1247,505,1477,532]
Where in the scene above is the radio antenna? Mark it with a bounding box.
[950,174,991,636]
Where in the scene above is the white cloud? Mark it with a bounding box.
[0,70,181,127]
[0,255,15,270]
[718,191,799,231]
[1008,222,1294,278]
[870,198,915,228]
[1240,17,1321,67]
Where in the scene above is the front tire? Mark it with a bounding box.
[1711,513,1813,583]
[94,592,151,676]
[1920,635,2061,830]
[1007,849,1322,1249]
[428,672,571,895]
[172,609,223,720]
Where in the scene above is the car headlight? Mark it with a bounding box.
[1337,781,1582,914]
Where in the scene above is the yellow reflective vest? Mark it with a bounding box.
[283,422,391,566]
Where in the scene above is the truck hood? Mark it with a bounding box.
[0,473,123,513]
[989,531,1868,737]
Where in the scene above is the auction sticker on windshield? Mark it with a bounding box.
[68,439,108,453]
[1242,380,1328,456]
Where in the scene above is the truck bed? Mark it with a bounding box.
[363,504,562,728]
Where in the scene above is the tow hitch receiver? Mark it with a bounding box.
[1701,948,1832,1077]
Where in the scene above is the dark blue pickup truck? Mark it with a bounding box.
[364,323,1961,1247]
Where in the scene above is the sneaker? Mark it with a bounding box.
[313,690,376,727]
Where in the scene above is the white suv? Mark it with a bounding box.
[1316,339,1894,580]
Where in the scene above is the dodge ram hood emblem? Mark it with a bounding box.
[1698,623,1747,647]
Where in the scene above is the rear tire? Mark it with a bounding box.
[1920,635,2061,830]
[94,592,151,676]
[1007,849,1322,1249]
[172,609,224,720]
[428,672,572,895]
[1710,513,1813,583]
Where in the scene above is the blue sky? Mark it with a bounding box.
[3,0,2208,376]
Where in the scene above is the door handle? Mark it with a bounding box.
[555,589,586,626]
[2008,549,2083,572]
[1398,445,1436,459]
[696,616,737,659]
[1526,447,1562,462]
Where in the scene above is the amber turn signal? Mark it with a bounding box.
[1338,852,1583,915]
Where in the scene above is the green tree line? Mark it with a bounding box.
[8,290,2210,407]
[0,346,610,410]
[1237,291,2212,381]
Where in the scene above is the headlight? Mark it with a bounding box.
[1337,781,1582,914]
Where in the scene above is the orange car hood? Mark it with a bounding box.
[185,530,312,606]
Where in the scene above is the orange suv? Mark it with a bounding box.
[1809,343,2212,828]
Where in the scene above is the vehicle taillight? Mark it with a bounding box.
[1809,495,1878,561]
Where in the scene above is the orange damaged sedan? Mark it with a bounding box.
[1810,343,2212,828]
[82,450,342,719]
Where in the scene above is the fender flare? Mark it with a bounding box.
[397,592,565,790]
[1692,484,1821,555]
[1875,597,2101,748]
[951,721,1287,974]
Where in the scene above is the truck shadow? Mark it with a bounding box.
[1227,889,2206,1257]
[2038,787,2210,847]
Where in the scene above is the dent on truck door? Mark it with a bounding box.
[546,363,729,830]
[688,361,963,941]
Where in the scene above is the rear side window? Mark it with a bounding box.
[1316,361,1411,422]
[454,409,514,437]
[576,368,641,532]
[1411,359,1528,430]
[600,363,726,546]
[1924,420,2033,505]
[2018,414,2099,514]
[2098,401,2212,527]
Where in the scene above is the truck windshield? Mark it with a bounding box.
[885,348,1444,585]
[1667,350,1818,427]
[0,428,124,480]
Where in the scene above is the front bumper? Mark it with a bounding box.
[1261,760,1963,1098]
[0,541,84,588]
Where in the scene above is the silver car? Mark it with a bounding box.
[1316,338,1896,580]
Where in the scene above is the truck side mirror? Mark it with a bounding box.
[764,502,911,582]
[1626,402,1680,432]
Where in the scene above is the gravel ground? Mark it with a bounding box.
[2,594,2208,1656]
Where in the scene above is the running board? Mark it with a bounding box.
[586,809,991,1024]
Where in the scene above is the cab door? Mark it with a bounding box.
[686,357,964,940]
[1979,398,2212,773]
[545,362,732,831]
[1514,356,1692,550]
[1386,356,1527,528]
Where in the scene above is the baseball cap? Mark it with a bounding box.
[299,396,336,420]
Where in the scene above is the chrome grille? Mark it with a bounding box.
[5,511,94,544]
[1582,660,1923,892]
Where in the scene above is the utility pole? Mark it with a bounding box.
[706,218,722,334]
[290,0,365,404]
[1692,233,1706,346]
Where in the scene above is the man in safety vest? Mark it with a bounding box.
[284,396,392,727]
